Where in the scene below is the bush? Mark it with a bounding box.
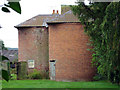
[41,70,49,79]
[17,61,28,80]
[93,74,106,81]
[10,74,17,80]
[28,69,49,79]
[10,68,17,74]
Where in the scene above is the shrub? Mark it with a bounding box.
[10,68,17,74]
[93,73,106,81]
[41,70,49,79]
[28,69,49,79]
[17,61,28,80]
[10,74,17,80]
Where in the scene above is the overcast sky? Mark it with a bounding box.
[0,0,87,48]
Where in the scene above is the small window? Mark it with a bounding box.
[28,60,34,68]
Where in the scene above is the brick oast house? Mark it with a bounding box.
[15,6,96,81]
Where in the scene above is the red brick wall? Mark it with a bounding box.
[18,27,49,72]
[49,23,96,81]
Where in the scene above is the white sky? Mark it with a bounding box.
[0,0,85,48]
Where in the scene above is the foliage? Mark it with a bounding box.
[1,0,21,14]
[28,69,43,79]
[17,61,27,80]
[1,54,10,81]
[93,73,106,81]
[0,40,8,50]
[10,68,16,74]
[0,1,21,82]
[28,69,49,79]
[10,74,17,80]
[0,55,9,61]
[2,69,9,81]
[5,2,21,14]
[72,1,120,84]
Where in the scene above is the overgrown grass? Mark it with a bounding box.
[2,80,120,88]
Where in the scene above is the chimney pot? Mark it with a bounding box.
[57,10,59,14]
[53,10,55,14]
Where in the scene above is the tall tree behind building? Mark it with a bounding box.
[71,1,120,84]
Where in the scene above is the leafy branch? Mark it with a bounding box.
[1,0,21,14]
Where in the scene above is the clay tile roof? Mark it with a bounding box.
[15,10,80,28]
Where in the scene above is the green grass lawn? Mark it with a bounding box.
[2,80,120,88]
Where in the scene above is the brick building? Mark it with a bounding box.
[15,6,96,81]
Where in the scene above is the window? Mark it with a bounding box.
[28,60,34,68]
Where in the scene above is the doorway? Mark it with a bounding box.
[49,60,56,80]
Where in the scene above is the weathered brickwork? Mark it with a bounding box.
[49,23,96,81]
[18,27,49,73]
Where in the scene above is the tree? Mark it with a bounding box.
[71,1,120,84]
[0,40,8,50]
[0,0,21,81]
[0,40,10,81]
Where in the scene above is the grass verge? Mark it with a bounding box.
[2,80,120,88]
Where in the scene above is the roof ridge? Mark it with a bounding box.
[15,10,80,28]
[62,10,72,15]
[46,10,72,23]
